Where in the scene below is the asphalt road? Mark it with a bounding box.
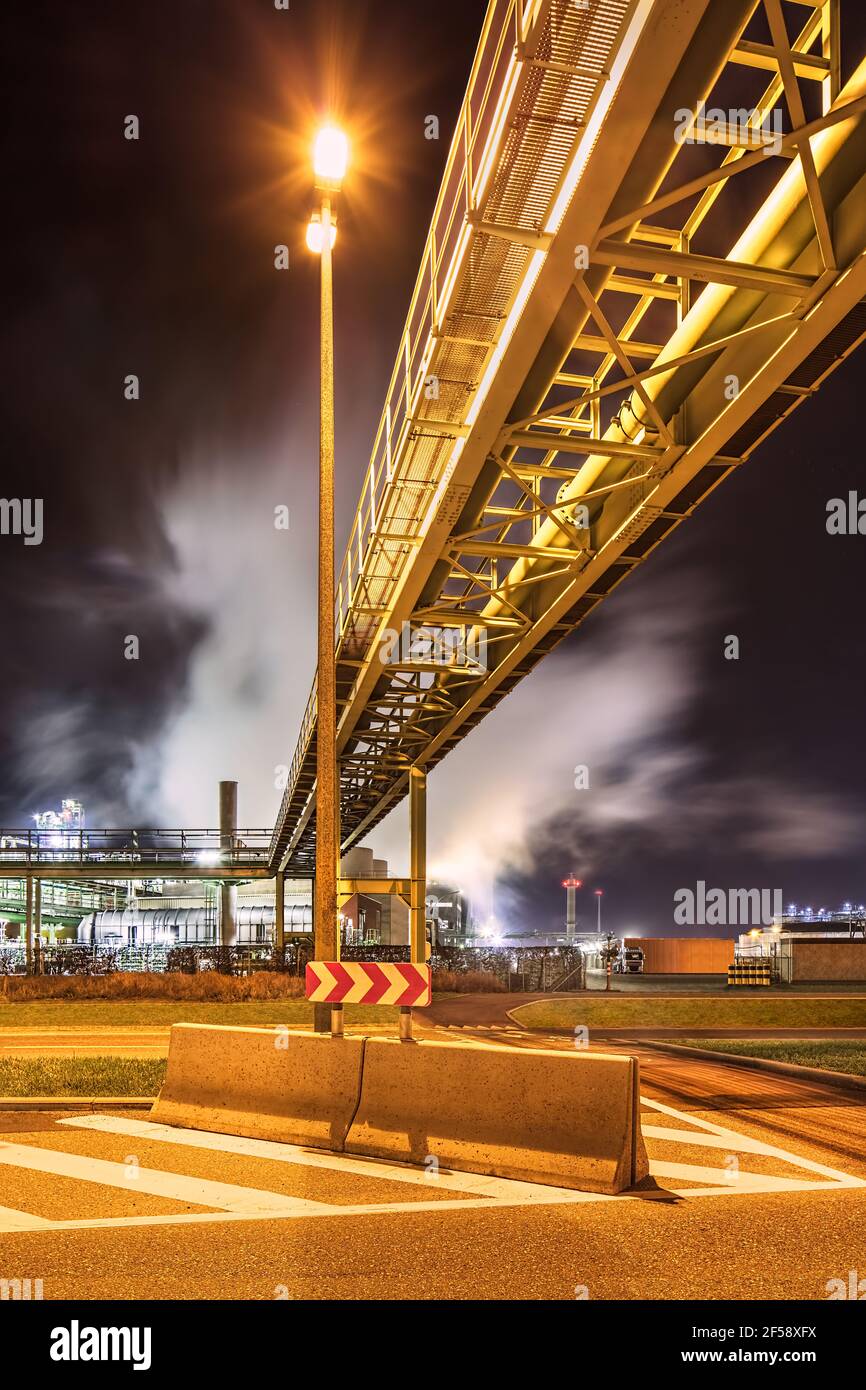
[2,988,865,1056]
[1,1026,865,1300]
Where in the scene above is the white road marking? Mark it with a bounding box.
[640,1095,866,1186]
[648,1160,827,1190]
[1,1176,861,1235]
[642,1123,785,1155]
[0,1203,52,1230]
[0,1091,862,1235]
[0,1141,330,1216]
[58,1114,567,1202]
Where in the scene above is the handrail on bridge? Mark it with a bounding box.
[0,828,274,867]
[270,0,592,864]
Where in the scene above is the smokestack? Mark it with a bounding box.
[563,875,581,940]
[219,780,238,947]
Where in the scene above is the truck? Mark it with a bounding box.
[621,945,644,974]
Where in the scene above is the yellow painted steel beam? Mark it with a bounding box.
[572,334,662,357]
[507,430,664,460]
[731,39,830,79]
[593,238,817,296]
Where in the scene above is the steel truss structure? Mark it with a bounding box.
[271,0,866,875]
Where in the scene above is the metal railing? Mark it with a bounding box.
[0,879,124,914]
[0,828,273,868]
[270,0,626,867]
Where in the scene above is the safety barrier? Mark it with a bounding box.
[150,1024,365,1149]
[151,1026,648,1195]
[727,958,772,987]
[346,1037,646,1195]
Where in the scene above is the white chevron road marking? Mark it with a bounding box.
[0,1094,861,1235]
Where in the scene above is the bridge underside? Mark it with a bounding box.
[270,0,866,876]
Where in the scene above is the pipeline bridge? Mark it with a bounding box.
[2,0,866,910]
[0,879,125,926]
[267,0,866,878]
[0,830,273,881]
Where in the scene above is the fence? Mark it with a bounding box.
[0,940,585,990]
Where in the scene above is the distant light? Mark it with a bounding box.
[313,125,349,185]
[306,213,337,254]
[594,889,603,896]
[196,850,221,867]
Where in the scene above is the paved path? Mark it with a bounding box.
[1,994,863,1300]
[1,1021,865,1299]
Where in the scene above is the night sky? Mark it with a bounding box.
[2,0,866,936]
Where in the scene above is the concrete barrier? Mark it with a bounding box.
[150,1023,365,1150]
[345,1037,647,1194]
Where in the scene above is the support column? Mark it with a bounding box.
[219,780,238,948]
[404,766,427,1043]
[34,880,42,974]
[409,767,427,962]
[25,877,34,975]
[329,774,344,1036]
[313,192,338,1035]
[274,871,285,957]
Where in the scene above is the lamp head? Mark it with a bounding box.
[313,125,349,188]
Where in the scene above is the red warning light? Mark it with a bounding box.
[562,876,582,889]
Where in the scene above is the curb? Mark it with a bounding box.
[629,1039,866,1093]
[0,1096,155,1111]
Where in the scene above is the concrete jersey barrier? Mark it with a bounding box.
[346,1037,647,1194]
[151,1025,647,1194]
[150,1023,365,1150]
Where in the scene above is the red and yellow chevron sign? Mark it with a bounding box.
[305,961,432,1007]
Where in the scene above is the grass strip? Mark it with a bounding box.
[675,1039,866,1077]
[511,996,866,1029]
[0,1000,402,1028]
[0,1056,167,1097]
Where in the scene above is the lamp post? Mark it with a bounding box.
[308,124,348,1034]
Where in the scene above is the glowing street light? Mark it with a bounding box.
[313,124,349,187]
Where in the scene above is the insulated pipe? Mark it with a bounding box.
[415,0,758,618]
[487,58,866,615]
[394,0,760,732]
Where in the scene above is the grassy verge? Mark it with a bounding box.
[0,1057,166,1096]
[511,996,866,1030]
[0,971,305,1002]
[674,1039,866,1076]
[0,1001,403,1028]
